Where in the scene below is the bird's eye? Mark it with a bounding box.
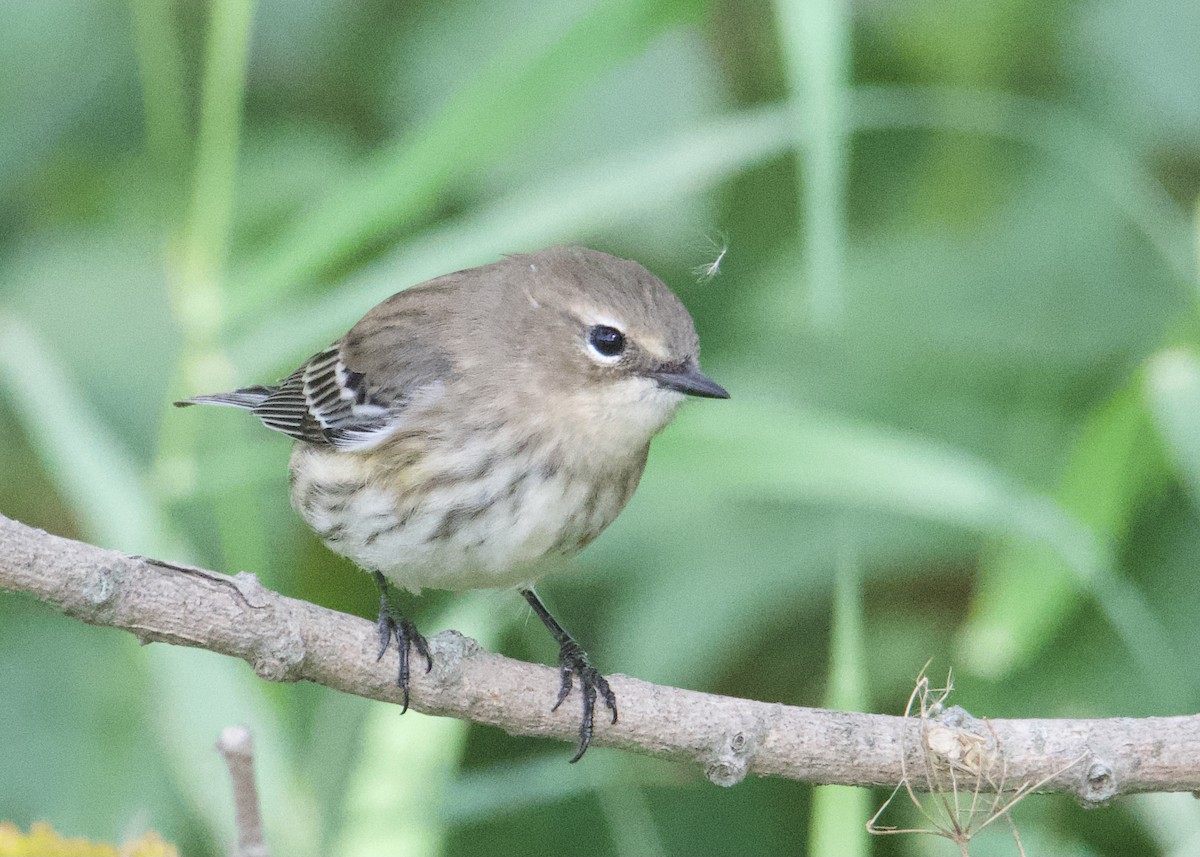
[587,325,626,358]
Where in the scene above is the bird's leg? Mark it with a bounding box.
[520,587,618,762]
[373,570,432,713]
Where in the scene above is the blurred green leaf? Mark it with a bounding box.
[228,0,705,321]
[959,379,1169,680]
[129,0,189,176]
[0,1,137,195]
[1070,0,1200,144]
[658,399,1185,701]
[668,400,1096,553]
[1145,348,1200,510]
[177,0,255,296]
[851,85,1194,284]
[3,227,180,459]
[596,781,667,857]
[775,0,851,326]
[0,314,179,556]
[1129,793,1200,857]
[824,537,867,712]
[808,537,869,856]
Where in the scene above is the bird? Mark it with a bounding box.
[176,244,729,760]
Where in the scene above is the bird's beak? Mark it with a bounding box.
[650,365,730,399]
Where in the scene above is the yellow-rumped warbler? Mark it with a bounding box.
[177,245,728,760]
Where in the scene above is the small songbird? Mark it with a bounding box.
[177,245,728,760]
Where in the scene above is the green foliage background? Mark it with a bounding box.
[1,0,1198,854]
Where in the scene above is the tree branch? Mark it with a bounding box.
[2,512,1197,803]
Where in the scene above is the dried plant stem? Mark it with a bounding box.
[216,725,270,857]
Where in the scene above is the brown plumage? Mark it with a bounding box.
[176,245,728,760]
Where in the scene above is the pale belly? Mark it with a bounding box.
[288,442,642,593]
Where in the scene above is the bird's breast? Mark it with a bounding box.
[288,432,646,593]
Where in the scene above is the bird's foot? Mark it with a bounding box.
[374,579,432,714]
[553,638,618,763]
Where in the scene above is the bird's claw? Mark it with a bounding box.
[376,598,432,714]
[553,639,618,763]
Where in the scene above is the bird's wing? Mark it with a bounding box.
[178,283,461,450]
[253,325,452,451]
[247,345,378,448]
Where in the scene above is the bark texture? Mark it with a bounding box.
[3,512,1197,802]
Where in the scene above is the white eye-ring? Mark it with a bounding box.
[586,324,626,362]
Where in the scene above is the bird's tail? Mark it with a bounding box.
[173,385,278,410]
